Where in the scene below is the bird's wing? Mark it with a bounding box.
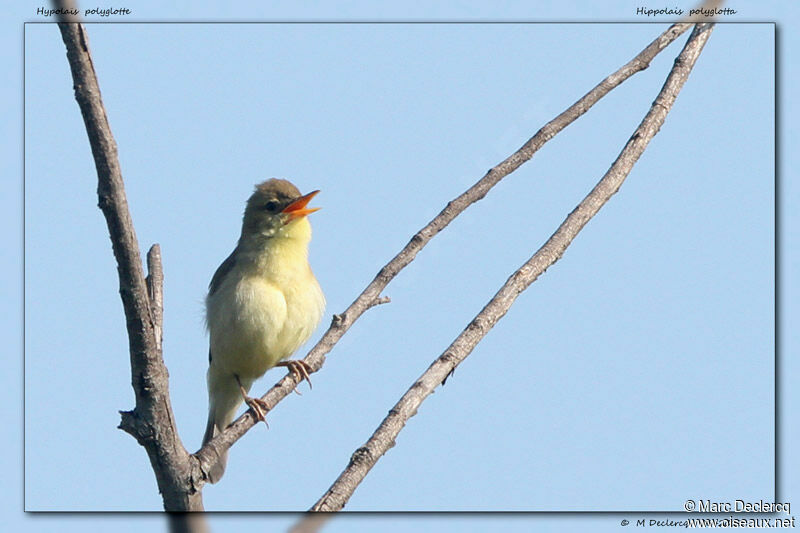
[208,248,238,296]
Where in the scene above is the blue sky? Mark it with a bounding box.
[5,1,797,532]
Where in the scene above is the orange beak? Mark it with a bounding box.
[282,190,321,223]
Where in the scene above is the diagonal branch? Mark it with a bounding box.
[195,20,695,479]
[54,2,203,513]
[304,22,715,516]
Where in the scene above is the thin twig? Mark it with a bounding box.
[195,20,694,480]
[303,22,715,516]
[53,0,204,513]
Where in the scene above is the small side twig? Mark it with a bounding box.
[367,295,391,310]
[305,22,715,515]
[146,245,164,349]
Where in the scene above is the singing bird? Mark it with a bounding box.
[202,179,326,483]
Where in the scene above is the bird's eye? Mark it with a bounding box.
[263,200,280,212]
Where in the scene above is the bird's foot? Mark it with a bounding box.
[276,359,313,394]
[236,375,270,428]
[243,395,271,428]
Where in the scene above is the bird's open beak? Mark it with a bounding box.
[282,190,321,223]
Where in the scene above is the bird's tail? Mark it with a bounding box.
[202,370,245,484]
[201,413,229,484]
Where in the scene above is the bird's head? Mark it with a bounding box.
[240,178,320,242]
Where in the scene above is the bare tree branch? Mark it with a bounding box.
[302,22,715,517]
[195,20,696,475]
[53,1,204,514]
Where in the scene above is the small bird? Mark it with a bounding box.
[202,179,325,483]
